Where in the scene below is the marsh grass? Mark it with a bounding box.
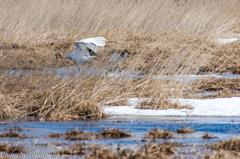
[0,0,240,120]
[136,98,193,110]
[55,142,177,158]
[64,129,97,141]
[90,143,177,159]
[211,138,240,151]
[62,128,133,140]
[4,126,24,132]
[145,128,173,139]
[48,132,62,138]
[177,126,195,133]
[0,143,27,154]
[204,150,240,159]
[100,128,133,139]
[185,78,240,98]
[55,143,88,156]
[202,133,218,139]
[0,131,22,138]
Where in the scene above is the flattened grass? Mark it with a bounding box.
[202,133,218,139]
[54,142,178,158]
[0,143,27,154]
[145,128,173,139]
[177,126,195,133]
[136,98,193,110]
[100,128,133,139]
[211,138,240,151]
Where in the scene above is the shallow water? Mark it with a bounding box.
[3,67,240,82]
[0,116,240,158]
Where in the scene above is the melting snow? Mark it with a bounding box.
[218,38,239,44]
[104,97,240,116]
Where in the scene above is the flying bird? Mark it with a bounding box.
[106,50,130,74]
[55,37,106,70]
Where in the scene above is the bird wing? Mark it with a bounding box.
[76,56,97,67]
[79,37,106,47]
[74,37,106,54]
[73,42,90,57]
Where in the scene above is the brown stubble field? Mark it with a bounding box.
[0,0,240,120]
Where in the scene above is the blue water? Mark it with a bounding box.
[3,67,240,82]
[0,116,239,158]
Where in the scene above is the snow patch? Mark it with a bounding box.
[103,97,240,116]
[218,38,239,44]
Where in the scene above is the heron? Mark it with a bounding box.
[106,50,130,74]
[55,37,106,71]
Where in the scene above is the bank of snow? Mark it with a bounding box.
[104,97,240,116]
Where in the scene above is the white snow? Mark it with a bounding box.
[103,97,240,116]
[218,38,239,44]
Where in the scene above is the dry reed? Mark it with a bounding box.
[202,133,218,139]
[211,138,240,151]
[0,143,27,154]
[177,126,195,133]
[145,128,173,139]
[0,0,239,120]
[55,142,177,158]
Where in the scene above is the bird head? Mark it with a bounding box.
[55,51,62,61]
[120,50,130,58]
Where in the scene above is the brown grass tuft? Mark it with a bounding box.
[4,126,24,132]
[63,128,133,140]
[177,126,195,133]
[55,142,177,158]
[0,143,27,154]
[185,78,240,99]
[48,132,62,138]
[146,128,173,139]
[64,129,97,141]
[211,138,240,151]
[90,142,177,159]
[136,98,192,110]
[202,133,218,139]
[204,150,240,159]
[0,131,22,138]
[100,128,133,139]
[54,143,88,156]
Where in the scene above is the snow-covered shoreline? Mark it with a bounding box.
[104,97,240,117]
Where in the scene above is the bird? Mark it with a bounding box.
[106,50,130,74]
[55,37,106,71]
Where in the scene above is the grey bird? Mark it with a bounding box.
[55,37,106,70]
[106,50,130,74]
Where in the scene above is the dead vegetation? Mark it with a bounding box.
[4,126,24,132]
[0,143,27,154]
[202,133,218,139]
[49,128,133,140]
[64,129,97,141]
[100,128,133,139]
[177,126,195,133]
[136,98,193,110]
[145,128,173,139]
[204,150,240,159]
[48,132,62,138]
[211,138,240,151]
[0,131,22,138]
[185,78,240,98]
[0,0,239,120]
[55,143,88,156]
[55,142,177,158]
